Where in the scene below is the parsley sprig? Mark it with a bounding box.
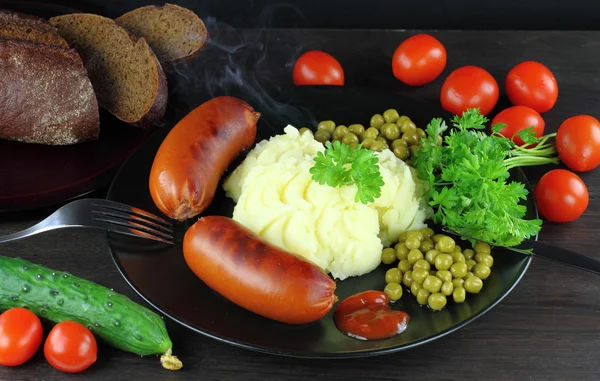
[310,140,385,204]
[413,108,559,247]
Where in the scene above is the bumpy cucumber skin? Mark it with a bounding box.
[0,256,172,356]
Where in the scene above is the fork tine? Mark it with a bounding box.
[92,209,173,235]
[101,222,174,245]
[93,216,174,242]
[91,200,172,227]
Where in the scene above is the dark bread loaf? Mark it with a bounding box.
[49,14,167,127]
[0,39,100,145]
[0,10,69,48]
[116,3,208,63]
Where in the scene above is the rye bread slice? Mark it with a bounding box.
[116,3,208,63]
[49,13,167,127]
[0,39,100,145]
[0,10,69,48]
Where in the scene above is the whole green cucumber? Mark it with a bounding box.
[0,256,181,370]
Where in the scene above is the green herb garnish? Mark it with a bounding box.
[310,140,385,204]
[413,108,559,247]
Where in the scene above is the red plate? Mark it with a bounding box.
[0,1,153,212]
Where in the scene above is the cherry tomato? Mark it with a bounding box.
[392,34,447,86]
[491,106,545,146]
[293,50,344,86]
[440,65,499,116]
[44,321,97,373]
[0,308,43,366]
[556,115,600,172]
[506,61,558,113]
[534,169,588,223]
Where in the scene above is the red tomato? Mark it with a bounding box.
[293,50,344,86]
[506,61,558,113]
[440,65,499,116]
[534,169,588,223]
[556,115,600,172]
[44,321,97,373]
[0,308,43,366]
[392,33,447,86]
[491,106,545,146]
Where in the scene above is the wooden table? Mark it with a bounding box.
[2,27,600,380]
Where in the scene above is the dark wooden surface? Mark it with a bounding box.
[2,28,600,380]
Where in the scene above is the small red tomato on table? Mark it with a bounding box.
[534,169,589,223]
[440,65,499,116]
[491,106,545,146]
[44,321,98,373]
[392,33,447,86]
[556,115,600,172]
[293,50,344,85]
[0,308,43,366]
[506,61,558,113]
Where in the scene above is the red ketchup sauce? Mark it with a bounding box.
[333,290,410,340]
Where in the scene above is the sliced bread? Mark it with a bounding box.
[49,13,167,126]
[116,3,208,63]
[0,39,100,145]
[0,10,69,48]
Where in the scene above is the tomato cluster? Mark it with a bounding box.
[292,37,599,223]
[0,308,97,373]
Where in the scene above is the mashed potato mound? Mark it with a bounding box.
[223,126,431,280]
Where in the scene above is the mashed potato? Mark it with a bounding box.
[223,126,431,280]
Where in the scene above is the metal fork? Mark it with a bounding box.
[0,198,174,245]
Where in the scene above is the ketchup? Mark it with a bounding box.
[333,290,410,340]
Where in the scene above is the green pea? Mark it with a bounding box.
[393,144,410,160]
[398,117,416,133]
[375,136,387,144]
[370,114,385,129]
[466,271,475,278]
[452,252,466,263]
[453,245,462,253]
[419,239,434,253]
[464,276,483,294]
[402,271,414,287]
[436,236,456,253]
[405,237,421,250]
[463,249,475,260]
[398,232,408,242]
[412,268,429,285]
[385,268,402,284]
[466,259,477,271]
[474,241,491,255]
[398,259,412,273]
[425,249,440,265]
[475,253,494,267]
[341,132,360,147]
[407,249,424,265]
[428,293,447,311]
[416,128,426,139]
[381,248,397,264]
[450,262,468,279]
[298,127,313,135]
[452,278,464,289]
[395,243,409,260]
[422,275,443,293]
[407,230,424,242]
[383,123,401,141]
[402,131,419,146]
[410,281,421,296]
[432,234,445,244]
[361,137,375,149]
[453,287,467,303]
[317,120,336,134]
[392,138,408,149]
[370,140,387,152]
[441,281,454,296]
[416,288,431,305]
[434,253,453,271]
[313,129,331,143]
[420,227,435,238]
[364,127,380,141]
[436,270,452,283]
[413,259,431,272]
[384,282,403,302]
[473,263,491,280]
[333,125,348,139]
[383,109,400,123]
[348,124,365,138]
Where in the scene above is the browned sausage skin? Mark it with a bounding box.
[149,96,259,221]
[183,216,338,325]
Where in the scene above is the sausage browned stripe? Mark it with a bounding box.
[183,216,338,325]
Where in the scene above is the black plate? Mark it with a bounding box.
[105,86,536,358]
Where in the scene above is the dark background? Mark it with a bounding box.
[2,0,599,30]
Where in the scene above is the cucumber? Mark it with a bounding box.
[0,256,182,370]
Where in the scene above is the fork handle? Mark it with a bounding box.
[530,240,600,276]
[0,224,71,244]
